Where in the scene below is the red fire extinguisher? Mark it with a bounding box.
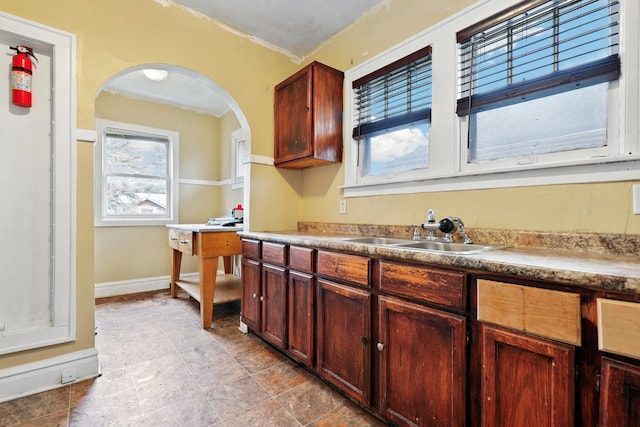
[10,45,37,108]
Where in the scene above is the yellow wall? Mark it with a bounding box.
[219,110,244,215]
[296,0,640,235]
[0,0,294,369]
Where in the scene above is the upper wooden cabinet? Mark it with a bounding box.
[274,61,344,168]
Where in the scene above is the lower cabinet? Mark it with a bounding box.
[377,295,467,427]
[599,357,640,426]
[240,240,287,351]
[261,263,287,349]
[240,256,261,331]
[479,324,575,427]
[287,270,314,365]
[316,278,372,405]
[241,238,640,426]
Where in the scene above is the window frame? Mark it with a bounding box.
[342,0,640,198]
[94,119,179,227]
[231,128,247,189]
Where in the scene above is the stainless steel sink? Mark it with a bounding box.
[341,237,414,245]
[340,236,505,254]
[395,240,505,254]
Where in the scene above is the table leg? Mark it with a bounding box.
[170,249,182,298]
[223,255,233,274]
[199,255,219,328]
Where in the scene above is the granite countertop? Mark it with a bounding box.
[167,223,244,232]
[238,229,640,296]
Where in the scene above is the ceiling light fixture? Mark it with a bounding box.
[142,69,168,81]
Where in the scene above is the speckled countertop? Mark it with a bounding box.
[239,222,640,296]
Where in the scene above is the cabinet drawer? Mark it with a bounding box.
[290,246,314,272]
[598,298,640,359]
[477,279,581,346]
[317,250,369,287]
[168,229,195,255]
[378,261,466,311]
[262,242,287,266]
[169,228,180,250]
[242,239,261,259]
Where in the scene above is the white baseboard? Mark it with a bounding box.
[94,273,196,299]
[0,348,100,403]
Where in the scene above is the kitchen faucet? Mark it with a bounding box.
[413,209,474,244]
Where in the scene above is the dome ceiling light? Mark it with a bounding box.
[142,69,168,81]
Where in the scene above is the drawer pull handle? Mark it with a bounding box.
[180,240,190,244]
[170,237,178,241]
[377,342,384,351]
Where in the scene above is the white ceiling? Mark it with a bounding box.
[102,0,386,116]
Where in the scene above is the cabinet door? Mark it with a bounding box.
[261,263,287,350]
[287,270,314,366]
[600,357,640,426]
[316,278,371,405]
[377,296,467,427]
[274,67,312,163]
[240,257,261,332]
[480,324,574,427]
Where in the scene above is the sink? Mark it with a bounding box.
[395,241,505,254]
[341,237,414,245]
[340,236,505,254]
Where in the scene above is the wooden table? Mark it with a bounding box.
[167,224,243,328]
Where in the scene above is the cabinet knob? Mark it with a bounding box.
[260,296,264,301]
[252,293,256,299]
[377,342,384,351]
[360,336,368,346]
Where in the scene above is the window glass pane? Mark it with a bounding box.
[512,17,554,82]
[105,135,168,177]
[469,83,607,162]
[105,176,167,216]
[559,0,611,68]
[361,122,429,176]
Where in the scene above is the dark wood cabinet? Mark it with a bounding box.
[287,270,314,366]
[317,278,371,405]
[240,256,261,331]
[274,61,343,169]
[261,263,287,349]
[479,324,575,427]
[240,240,287,351]
[377,295,466,427]
[600,357,640,426]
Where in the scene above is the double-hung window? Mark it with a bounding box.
[95,119,179,226]
[351,46,432,182]
[457,0,620,165]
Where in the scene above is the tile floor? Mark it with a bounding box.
[0,290,386,427]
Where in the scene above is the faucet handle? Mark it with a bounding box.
[438,217,456,234]
[426,209,436,223]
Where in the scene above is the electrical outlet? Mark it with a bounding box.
[634,184,640,215]
[339,199,347,214]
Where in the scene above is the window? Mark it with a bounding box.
[231,129,247,188]
[351,46,432,182]
[457,0,620,164]
[343,0,639,197]
[95,119,179,226]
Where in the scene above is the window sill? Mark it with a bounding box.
[342,158,640,197]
